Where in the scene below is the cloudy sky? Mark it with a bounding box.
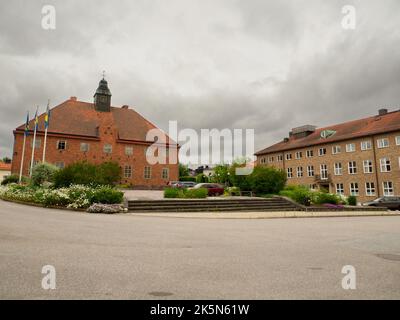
[1,0,399,164]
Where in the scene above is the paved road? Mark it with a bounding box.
[1,200,399,299]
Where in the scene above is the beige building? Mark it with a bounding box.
[255,109,400,203]
[0,161,11,182]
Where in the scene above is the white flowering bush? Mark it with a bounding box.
[0,184,123,210]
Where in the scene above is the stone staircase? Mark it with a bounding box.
[127,197,302,212]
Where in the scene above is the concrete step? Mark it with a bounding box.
[128,206,299,212]
[127,201,292,208]
[127,196,302,212]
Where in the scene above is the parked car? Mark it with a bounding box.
[167,181,184,188]
[180,181,197,188]
[192,183,224,196]
[363,197,400,210]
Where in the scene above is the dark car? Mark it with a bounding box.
[363,197,400,210]
[193,183,224,196]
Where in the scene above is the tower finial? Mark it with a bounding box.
[102,70,106,80]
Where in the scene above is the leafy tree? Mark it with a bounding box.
[179,163,189,177]
[196,173,209,183]
[211,164,230,184]
[31,162,59,186]
[249,166,287,195]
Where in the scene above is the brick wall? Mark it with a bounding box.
[11,121,179,188]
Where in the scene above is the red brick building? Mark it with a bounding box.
[255,109,400,203]
[11,78,179,188]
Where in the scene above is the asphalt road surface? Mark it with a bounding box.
[1,200,399,299]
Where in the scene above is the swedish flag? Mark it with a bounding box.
[24,111,30,136]
[44,101,50,129]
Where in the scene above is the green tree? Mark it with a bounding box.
[31,162,59,186]
[179,163,189,177]
[248,166,287,195]
[196,173,209,183]
[211,164,230,184]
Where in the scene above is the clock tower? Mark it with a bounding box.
[94,76,112,112]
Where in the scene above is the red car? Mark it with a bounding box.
[193,183,225,196]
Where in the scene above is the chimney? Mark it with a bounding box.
[378,108,388,116]
[121,105,129,109]
[70,96,77,101]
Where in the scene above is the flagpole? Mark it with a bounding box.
[19,134,27,183]
[42,100,50,163]
[29,106,39,177]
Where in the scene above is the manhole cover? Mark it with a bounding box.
[376,254,400,261]
[149,291,174,297]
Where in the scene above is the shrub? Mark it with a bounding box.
[54,161,121,187]
[91,186,124,204]
[196,174,209,183]
[312,192,340,205]
[1,174,20,185]
[184,188,208,198]
[280,185,312,206]
[164,187,208,199]
[0,184,123,209]
[164,187,180,198]
[248,166,287,195]
[96,162,121,185]
[31,162,59,186]
[347,195,357,206]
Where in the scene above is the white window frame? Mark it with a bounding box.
[348,161,357,174]
[306,150,314,158]
[286,153,292,161]
[144,166,152,179]
[383,181,394,196]
[124,165,132,178]
[363,160,373,173]
[307,165,314,177]
[103,144,112,154]
[396,136,400,146]
[346,143,356,152]
[361,140,372,151]
[365,182,376,196]
[336,183,344,195]
[334,163,342,176]
[297,167,303,178]
[80,143,89,152]
[349,182,359,196]
[332,145,341,155]
[377,138,389,149]
[318,148,327,156]
[320,164,328,180]
[57,140,67,150]
[125,146,133,156]
[287,168,293,178]
[295,152,302,160]
[380,158,391,172]
[162,168,169,180]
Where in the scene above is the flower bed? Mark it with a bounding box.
[0,184,124,210]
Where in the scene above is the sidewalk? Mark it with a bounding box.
[128,210,399,219]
